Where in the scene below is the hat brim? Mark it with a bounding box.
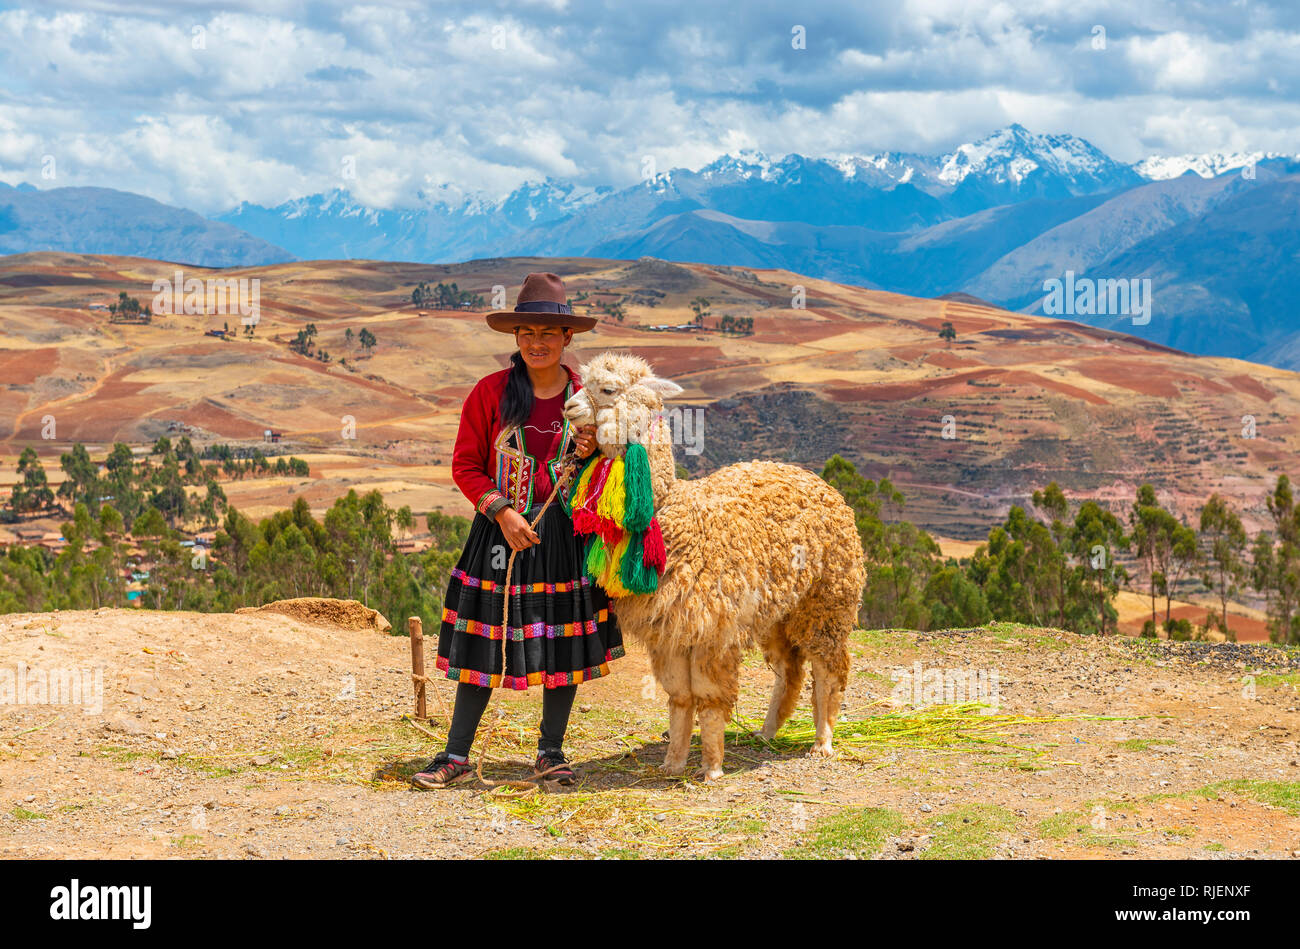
[484,311,597,334]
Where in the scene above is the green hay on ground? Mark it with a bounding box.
[784,806,905,860]
[731,701,1128,765]
[481,787,762,857]
[1114,738,1178,751]
[1196,779,1300,815]
[921,804,1016,859]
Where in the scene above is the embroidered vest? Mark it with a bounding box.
[491,376,577,514]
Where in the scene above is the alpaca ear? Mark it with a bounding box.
[644,375,683,399]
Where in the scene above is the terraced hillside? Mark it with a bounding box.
[2,251,1298,538]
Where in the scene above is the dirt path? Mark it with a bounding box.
[1,609,1297,859]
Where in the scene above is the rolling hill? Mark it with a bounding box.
[2,251,1298,542]
[8,126,1300,369]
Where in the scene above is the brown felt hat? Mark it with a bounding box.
[484,272,597,334]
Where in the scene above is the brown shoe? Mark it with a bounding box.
[411,752,474,789]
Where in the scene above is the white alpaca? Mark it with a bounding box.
[564,352,866,780]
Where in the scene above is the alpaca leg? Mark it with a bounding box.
[691,646,740,781]
[759,637,805,740]
[809,642,850,758]
[653,650,693,776]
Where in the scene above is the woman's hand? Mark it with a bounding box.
[495,506,540,551]
[574,425,597,458]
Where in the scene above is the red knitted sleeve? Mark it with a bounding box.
[451,375,503,514]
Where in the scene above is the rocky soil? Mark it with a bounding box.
[1,607,1298,859]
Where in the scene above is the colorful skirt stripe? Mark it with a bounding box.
[436,504,625,690]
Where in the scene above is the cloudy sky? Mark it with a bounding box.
[1,0,1297,213]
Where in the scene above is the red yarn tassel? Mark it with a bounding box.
[572,506,599,534]
[597,517,623,547]
[572,457,612,537]
[643,517,666,570]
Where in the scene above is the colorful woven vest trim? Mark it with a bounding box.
[570,443,664,595]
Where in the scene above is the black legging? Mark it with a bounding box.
[444,681,579,759]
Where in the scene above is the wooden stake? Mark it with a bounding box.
[408,615,427,720]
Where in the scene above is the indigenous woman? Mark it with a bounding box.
[412,272,623,788]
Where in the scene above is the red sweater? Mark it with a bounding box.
[452,363,582,517]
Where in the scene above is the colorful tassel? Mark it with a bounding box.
[570,444,666,598]
[601,533,631,597]
[642,517,666,570]
[571,457,609,535]
[597,455,625,523]
[623,442,654,532]
[585,534,608,580]
[621,529,660,594]
[597,519,623,548]
[571,454,599,506]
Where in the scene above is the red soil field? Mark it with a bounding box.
[823,366,1110,406]
[923,351,983,369]
[174,400,272,438]
[749,317,858,346]
[922,313,1006,333]
[579,344,730,375]
[1116,604,1271,643]
[0,347,58,385]
[1077,359,1186,398]
[1225,374,1276,402]
[998,370,1110,406]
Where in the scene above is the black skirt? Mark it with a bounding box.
[436,504,625,690]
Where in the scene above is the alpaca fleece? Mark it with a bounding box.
[564,351,866,780]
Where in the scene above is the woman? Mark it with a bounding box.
[412,272,623,789]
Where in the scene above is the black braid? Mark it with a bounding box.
[499,351,534,429]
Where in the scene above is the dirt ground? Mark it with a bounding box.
[1,607,1298,860]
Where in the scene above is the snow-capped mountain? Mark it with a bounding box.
[1131,151,1300,180]
[825,124,1142,199]
[934,124,1140,191]
[9,124,1299,369]
[212,125,1162,264]
[217,176,615,263]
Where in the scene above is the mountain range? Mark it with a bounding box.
[0,182,293,268]
[5,124,1298,367]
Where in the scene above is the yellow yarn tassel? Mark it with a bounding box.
[597,455,626,525]
[601,532,631,597]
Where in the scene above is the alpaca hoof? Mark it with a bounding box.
[662,757,688,776]
[808,744,835,759]
[752,727,777,742]
[697,766,725,782]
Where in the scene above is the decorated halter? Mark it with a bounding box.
[567,416,666,596]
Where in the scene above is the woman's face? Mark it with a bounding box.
[515,323,570,371]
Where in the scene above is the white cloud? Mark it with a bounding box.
[0,0,1296,213]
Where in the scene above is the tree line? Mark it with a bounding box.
[412,281,484,310]
[820,455,1294,644]
[3,446,1298,645]
[0,489,469,626]
[2,439,309,529]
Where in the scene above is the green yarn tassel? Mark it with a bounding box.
[623,442,655,532]
[621,529,660,594]
[585,534,608,580]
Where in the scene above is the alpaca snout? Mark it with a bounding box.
[564,391,594,426]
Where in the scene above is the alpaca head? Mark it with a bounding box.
[564,352,683,456]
